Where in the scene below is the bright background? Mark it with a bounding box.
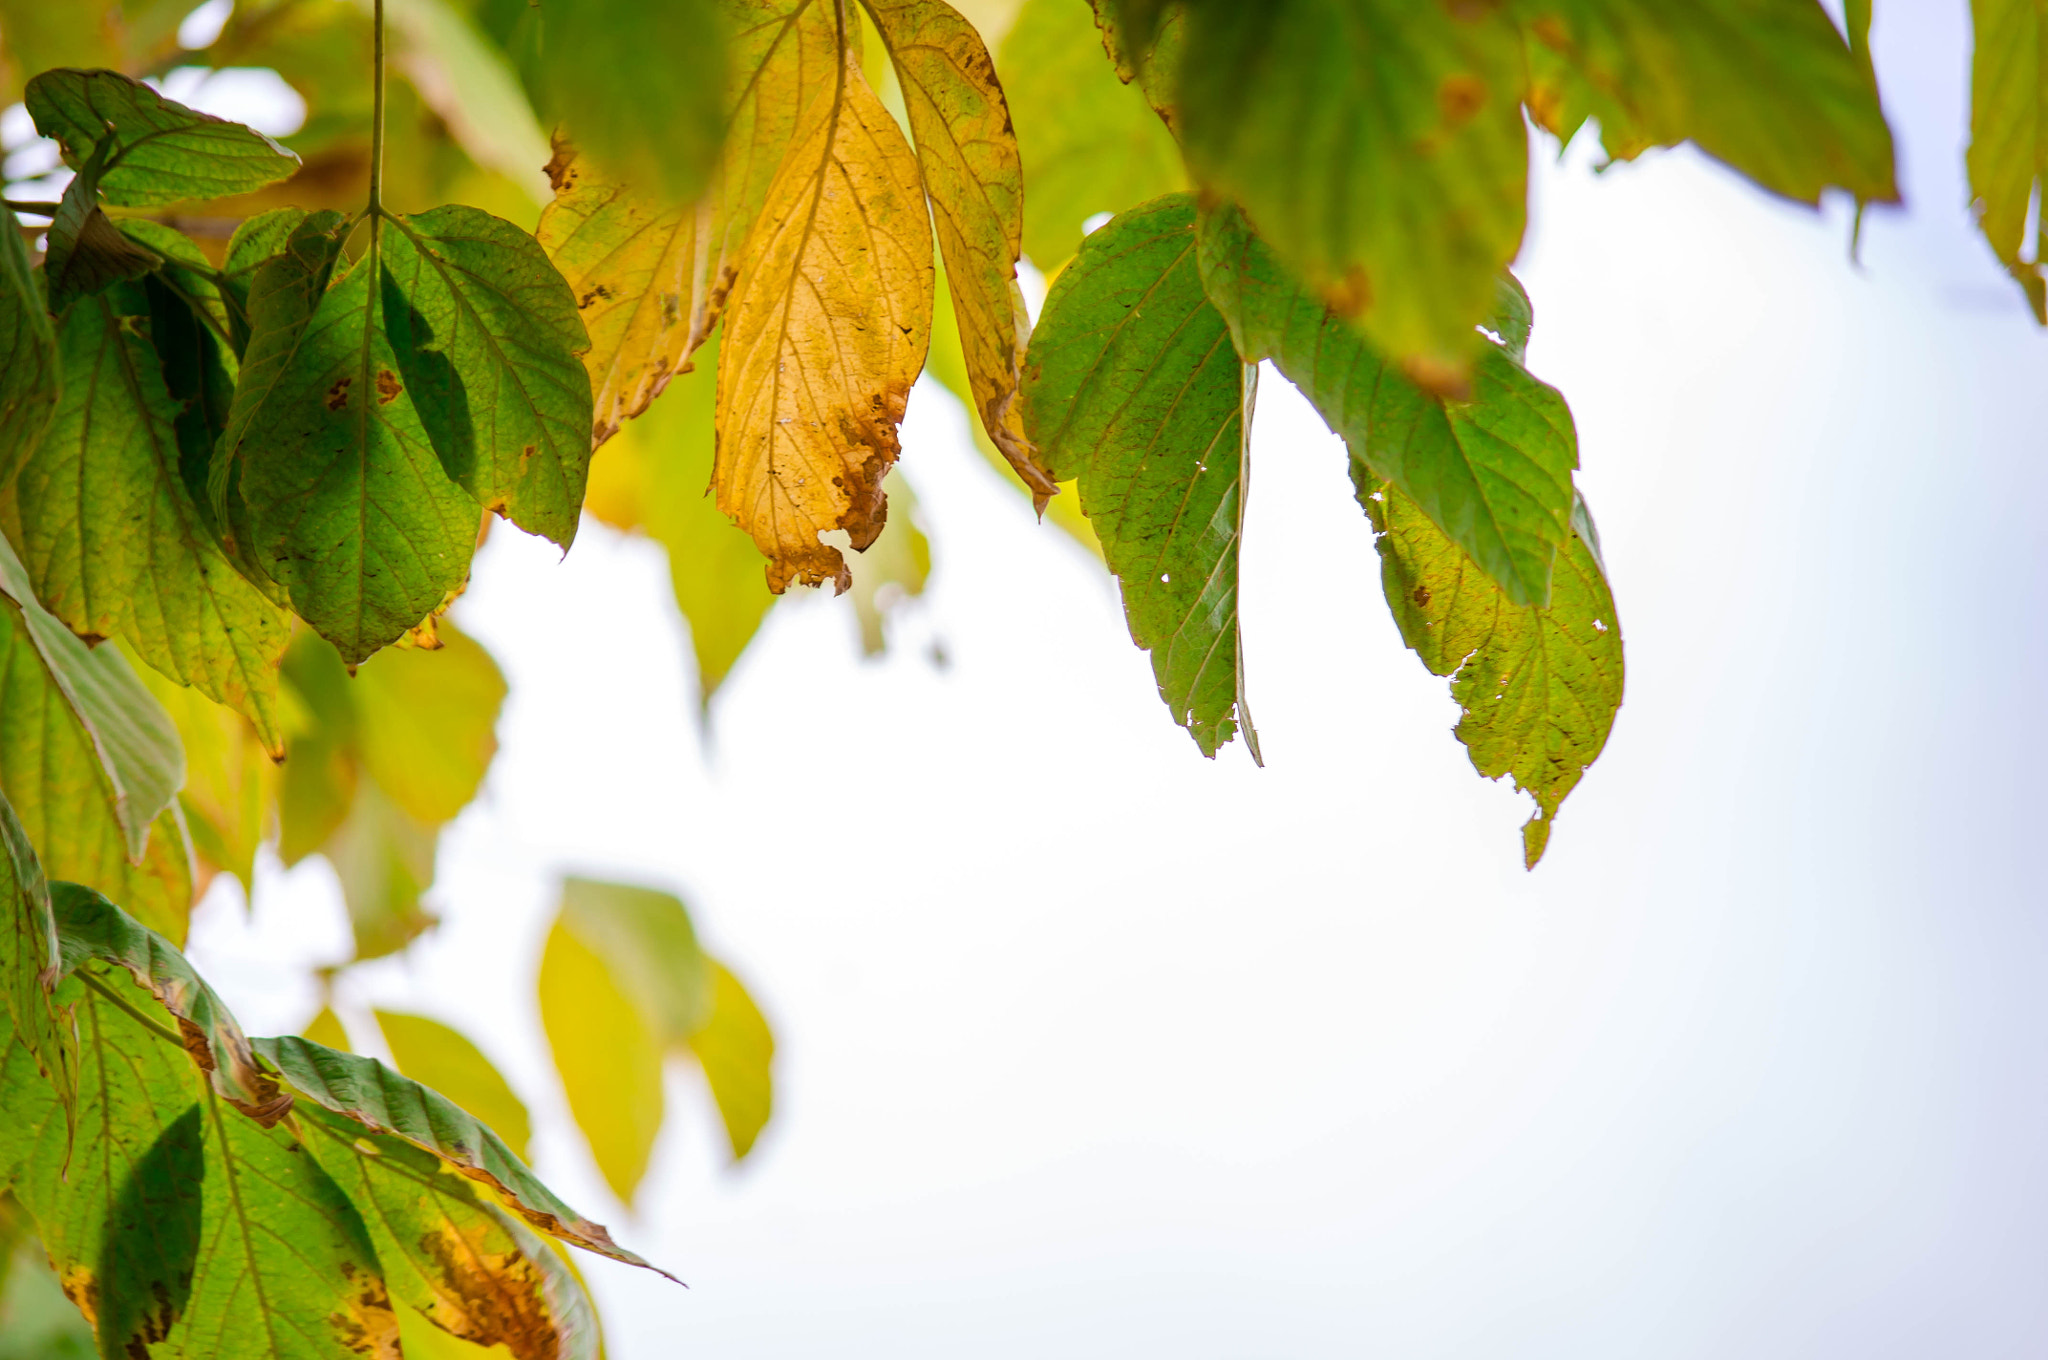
[178,3,2047,1356]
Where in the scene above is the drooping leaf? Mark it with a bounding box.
[349,618,506,827]
[687,959,775,1161]
[252,1033,674,1278]
[0,792,72,1119]
[541,0,727,204]
[223,211,482,663]
[296,1102,597,1360]
[999,0,1186,271]
[864,0,1056,506]
[537,910,666,1207]
[1022,193,1258,759]
[24,67,300,208]
[714,46,935,591]
[325,780,440,961]
[0,207,59,491]
[373,1010,534,1164]
[0,282,290,750]
[42,140,162,316]
[1366,484,1622,868]
[1172,0,1529,379]
[582,331,778,706]
[1518,0,1897,210]
[1196,202,1577,609]
[380,205,596,546]
[51,880,293,1122]
[1967,0,2046,319]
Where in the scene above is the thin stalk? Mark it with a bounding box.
[369,0,387,216]
[2,199,59,217]
[82,973,186,1048]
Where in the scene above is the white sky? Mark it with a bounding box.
[186,3,2048,1356]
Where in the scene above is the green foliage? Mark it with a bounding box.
[1968,0,2046,318]
[25,67,301,207]
[372,1009,535,1163]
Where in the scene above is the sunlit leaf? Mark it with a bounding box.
[131,665,275,897]
[1366,485,1622,868]
[999,0,1185,271]
[303,1005,353,1053]
[714,46,934,591]
[326,780,439,961]
[1967,0,2046,319]
[374,1010,534,1164]
[384,0,553,202]
[24,67,301,208]
[542,0,727,204]
[687,959,775,1161]
[350,618,506,826]
[1023,194,1257,759]
[1196,203,1576,609]
[276,629,360,866]
[0,208,59,492]
[0,281,289,750]
[537,913,665,1206]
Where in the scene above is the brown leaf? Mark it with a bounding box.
[713,46,935,592]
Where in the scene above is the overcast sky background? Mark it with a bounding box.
[172,2,2048,1356]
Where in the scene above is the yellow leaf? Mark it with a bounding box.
[714,47,934,592]
[538,918,665,1207]
[374,1010,535,1163]
[131,662,277,898]
[865,0,1056,506]
[303,1005,353,1051]
[350,620,506,828]
[687,959,776,1162]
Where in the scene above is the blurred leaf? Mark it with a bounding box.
[276,629,359,866]
[559,879,713,1041]
[0,1197,97,1360]
[255,1032,674,1277]
[1172,0,1528,380]
[1196,202,1577,610]
[714,45,933,592]
[687,960,774,1161]
[1968,0,2047,320]
[848,471,931,657]
[350,618,506,827]
[374,1009,534,1163]
[25,67,301,208]
[303,1004,353,1052]
[541,0,727,205]
[0,792,73,1129]
[382,0,553,203]
[0,208,60,491]
[0,281,290,749]
[326,780,439,961]
[538,915,665,1207]
[1519,0,1896,208]
[867,0,1056,506]
[1023,194,1257,759]
[131,664,275,897]
[999,0,1186,272]
[0,2,119,100]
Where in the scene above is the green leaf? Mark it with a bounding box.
[42,140,162,316]
[581,330,777,707]
[541,0,727,204]
[0,282,290,751]
[999,0,1186,271]
[326,780,439,961]
[373,1010,534,1164]
[1196,201,1577,609]
[119,219,237,349]
[350,619,506,826]
[295,1102,598,1360]
[0,792,73,1125]
[220,208,310,359]
[1023,194,1258,759]
[380,206,596,547]
[1172,0,1529,378]
[687,960,775,1161]
[1968,0,2046,319]
[277,629,359,866]
[24,67,301,208]
[384,0,553,201]
[135,657,277,897]
[252,1033,674,1279]
[0,208,60,491]
[223,211,482,663]
[51,880,293,1122]
[1366,485,1622,868]
[1519,0,1897,209]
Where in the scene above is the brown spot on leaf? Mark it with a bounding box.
[326,377,352,411]
[416,1219,562,1360]
[1438,73,1487,126]
[375,370,402,404]
[1413,584,1432,608]
[58,1265,100,1326]
[1325,268,1374,319]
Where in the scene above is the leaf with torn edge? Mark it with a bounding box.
[1196,202,1576,609]
[864,0,1056,505]
[1365,484,1623,868]
[714,46,934,592]
[1024,193,1258,759]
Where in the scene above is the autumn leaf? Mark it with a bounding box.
[373,1010,534,1163]
[1967,0,2047,318]
[541,0,727,205]
[688,960,776,1161]
[714,44,934,591]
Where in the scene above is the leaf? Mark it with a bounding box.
[373,1010,534,1164]
[223,211,482,663]
[1022,193,1257,758]
[0,1,121,95]
[221,208,311,358]
[303,1005,352,1052]
[0,281,290,751]
[277,629,360,866]
[1172,0,1529,379]
[326,780,440,961]
[42,141,163,316]
[687,960,775,1161]
[1366,484,1622,868]
[0,792,72,1121]
[132,664,276,898]
[848,470,932,655]
[0,208,59,492]
[380,205,596,547]
[1968,0,2046,319]
[384,0,553,203]
[296,1103,597,1360]
[864,0,1056,505]
[51,880,293,1122]
[24,67,301,208]
[252,1033,674,1279]
[556,878,714,1042]
[1196,201,1577,609]
[349,618,506,827]
[998,0,1186,271]
[583,330,778,707]
[714,45,935,591]
[540,0,727,204]
[1519,0,1897,210]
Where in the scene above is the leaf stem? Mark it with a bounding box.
[82,972,186,1048]
[369,0,387,216]
[2,200,59,217]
